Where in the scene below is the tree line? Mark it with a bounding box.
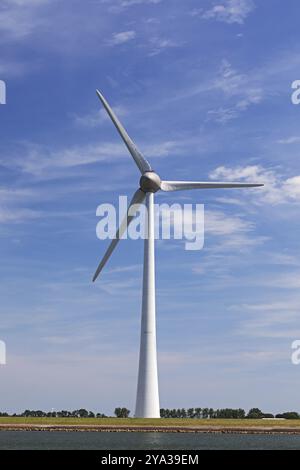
[0,407,299,419]
[160,408,300,419]
[0,409,107,418]
[0,408,129,418]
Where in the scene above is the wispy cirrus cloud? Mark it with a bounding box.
[0,187,41,225]
[207,60,263,123]
[2,141,126,177]
[205,209,266,253]
[202,0,255,25]
[0,188,35,202]
[277,136,300,145]
[108,30,136,46]
[159,204,261,255]
[0,135,191,180]
[72,105,127,128]
[232,297,300,339]
[101,0,162,13]
[0,0,49,40]
[0,207,41,224]
[119,0,161,6]
[6,0,48,5]
[205,209,253,237]
[0,58,29,77]
[148,37,181,57]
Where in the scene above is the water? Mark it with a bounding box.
[0,431,300,450]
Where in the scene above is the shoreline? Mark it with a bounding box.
[1,424,300,435]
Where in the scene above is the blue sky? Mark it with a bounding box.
[1,0,300,415]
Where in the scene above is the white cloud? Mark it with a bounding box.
[0,59,28,77]
[120,0,161,5]
[207,107,239,124]
[0,187,42,225]
[7,0,48,5]
[284,176,300,199]
[210,165,300,205]
[0,207,41,223]
[148,37,180,57]
[202,0,255,25]
[277,136,300,145]
[0,141,127,181]
[0,188,34,202]
[108,30,136,46]
[205,209,253,236]
[216,59,244,95]
[207,60,263,123]
[262,273,300,290]
[102,0,162,13]
[73,110,105,128]
[210,165,266,182]
[0,136,189,180]
[0,0,49,40]
[233,301,300,313]
[232,298,300,339]
[144,140,182,157]
[214,196,246,206]
[72,106,127,128]
[189,8,204,17]
[159,204,260,255]
[21,142,126,175]
[204,209,266,253]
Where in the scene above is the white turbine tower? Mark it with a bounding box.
[92,90,263,418]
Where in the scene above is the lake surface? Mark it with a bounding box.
[0,431,300,450]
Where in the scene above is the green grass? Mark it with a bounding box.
[1,417,300,427]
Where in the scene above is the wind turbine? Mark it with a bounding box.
[92,90,263,418]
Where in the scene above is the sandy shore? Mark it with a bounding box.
[1,424,300,434]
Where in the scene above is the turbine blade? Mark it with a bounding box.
[160,181,264,191]
[96,90,152,174]
[92,189,146,282]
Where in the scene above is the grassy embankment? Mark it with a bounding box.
[1,417,300,427]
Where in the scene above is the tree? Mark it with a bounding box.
[114,407,122,418]
[114,407,130,418]
[78,409,89,418]
[276,412,299,419]
[247,408,263,419]
[187,408,195,419]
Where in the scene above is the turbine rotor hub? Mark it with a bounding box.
[140,171,161,193]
